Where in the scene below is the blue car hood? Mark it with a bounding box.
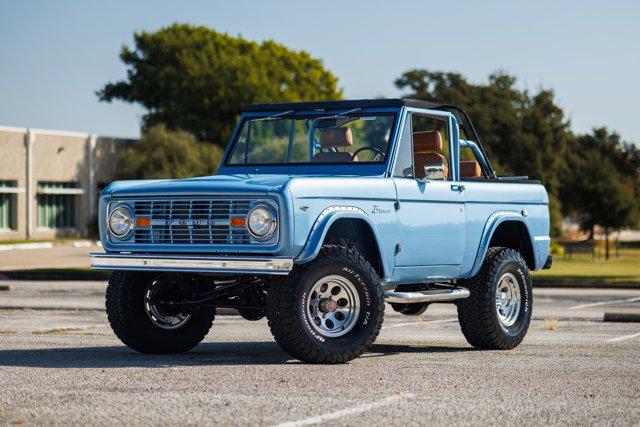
[106,174,292,197]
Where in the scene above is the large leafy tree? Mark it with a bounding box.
[98,24,342,148]
[116,124,223,180]
[562,128,639,256]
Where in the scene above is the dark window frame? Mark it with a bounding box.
[408,113,453,181]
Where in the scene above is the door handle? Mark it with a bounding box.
[450,184,465,192]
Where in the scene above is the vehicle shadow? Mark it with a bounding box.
[0,342,291,368]
[368,343,475,357]
[0,341,473,368]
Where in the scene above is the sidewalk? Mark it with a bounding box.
[0,243,101,272]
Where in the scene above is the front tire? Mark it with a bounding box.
[456,247,532,350]
[106,271,215,354]
[266,245,385,363]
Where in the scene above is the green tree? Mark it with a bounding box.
[573,152,636,259]
[547,193,564,238]
[98,24,342,148]
[561,128,639,257]
[570,128,640,203]
[117,124,223,180]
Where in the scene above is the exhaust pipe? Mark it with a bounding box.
[384,287,470,304]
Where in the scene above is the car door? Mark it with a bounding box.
[391,112,466,279]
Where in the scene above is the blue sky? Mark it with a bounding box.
[0,0,638,142]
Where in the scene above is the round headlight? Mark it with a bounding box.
[247,204,276,240]
[108,206,133,238]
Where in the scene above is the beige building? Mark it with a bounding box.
[0,125,134,241]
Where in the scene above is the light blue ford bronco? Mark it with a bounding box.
[92,99,552,363]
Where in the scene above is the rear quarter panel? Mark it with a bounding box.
[461,181,550,277]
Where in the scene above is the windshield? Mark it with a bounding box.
[226,112,396,166]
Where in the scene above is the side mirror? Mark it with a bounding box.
[422,164,446,181]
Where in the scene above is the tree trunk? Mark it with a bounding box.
[605,228,610,260]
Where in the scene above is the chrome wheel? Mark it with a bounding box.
[306,275,360,338]
[144,278,191,330]
[495,272,521,328]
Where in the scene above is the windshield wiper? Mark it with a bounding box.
[311,108,364,131]
[318,107,361,120]
[310,108,363,129]
[252,110,295,122]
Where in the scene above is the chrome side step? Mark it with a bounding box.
[384,287,470,304]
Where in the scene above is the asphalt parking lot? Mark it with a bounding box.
[0,280,639,425]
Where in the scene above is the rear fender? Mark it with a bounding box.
[467,211,539,278]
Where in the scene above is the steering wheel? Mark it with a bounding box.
[351,146,385,161]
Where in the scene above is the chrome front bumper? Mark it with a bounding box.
[90,253,293,275]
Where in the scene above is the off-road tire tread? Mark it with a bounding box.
[106,271,215,354]
[266,245,384,363]
[456,247,531,350]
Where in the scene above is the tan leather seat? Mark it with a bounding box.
[413,131,448,179]
[460,161,482,178]
[312,128,354,163]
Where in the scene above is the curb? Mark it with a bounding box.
[0,240,100,251]
[533,281,640,290]
[0,306,105,312]
[603,312,640,323]
[2,271,111,281]
[0,242,54,252]
[0,305,239,315]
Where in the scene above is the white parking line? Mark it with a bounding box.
[568,296,640,310]
[384,318,458,329]
[606,332,640,343]
[273,393,415,427]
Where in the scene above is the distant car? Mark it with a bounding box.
[92,99,552,363]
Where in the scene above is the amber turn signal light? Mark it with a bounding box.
[135,217,150,227]
[230,216,246,227]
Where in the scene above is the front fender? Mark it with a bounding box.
[294,206,389,278]
[467,211,539,278]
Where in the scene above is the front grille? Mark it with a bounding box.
[131,199,254,245]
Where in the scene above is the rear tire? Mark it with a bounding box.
[456,247,532,350]
[106,271,215,354]
[266,245,385,363]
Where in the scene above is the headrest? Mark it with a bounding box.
[413,131,442,153]
[319,128,353,148]
[460,161,482,178]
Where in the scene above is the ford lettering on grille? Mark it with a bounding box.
[150,219,217,227]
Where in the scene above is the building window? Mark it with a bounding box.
[37,182,82,228]
[0,181,17,230]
